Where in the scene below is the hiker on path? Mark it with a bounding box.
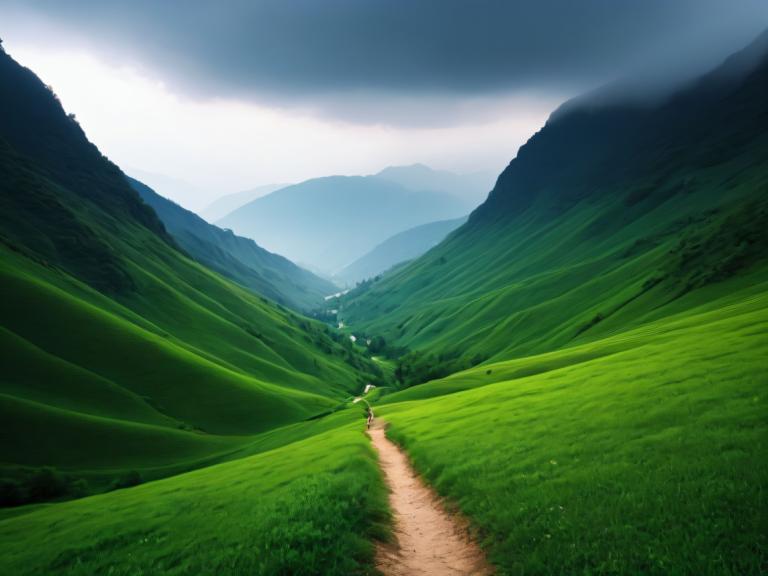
[367,407,374,429]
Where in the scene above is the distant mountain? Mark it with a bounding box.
[217,175,470,274]
[202,183,289,222]
[126,167,210,212]
[129,177,336,310]
[376,164,496,205]
[336,216,467,285]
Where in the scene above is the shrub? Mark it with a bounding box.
[111,471,142,491]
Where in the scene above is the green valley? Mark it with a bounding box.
[1,15,767,576]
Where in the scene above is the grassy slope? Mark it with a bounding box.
[377,287,767,574]
[0,412,389,576]
[341,40,768,381]
[0,47,382,486]
[342,34,768,574]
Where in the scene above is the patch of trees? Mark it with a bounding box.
[0,467,145,508]
[395,349,488,388]
[0,467,88,507]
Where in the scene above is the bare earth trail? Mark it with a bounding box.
[368,421,493,576]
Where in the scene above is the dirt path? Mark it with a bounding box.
[368,422,492,576]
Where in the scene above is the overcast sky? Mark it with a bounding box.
[1,1,766,209]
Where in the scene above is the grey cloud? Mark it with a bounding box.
[2,0,767,125]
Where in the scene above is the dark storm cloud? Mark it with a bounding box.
[3,0,767,124]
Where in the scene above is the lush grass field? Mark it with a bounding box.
[376,290,768,574]
[0,244,378,492]
[0,411,388,576]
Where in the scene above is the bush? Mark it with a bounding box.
[0,467,90,507]
[111,471,142,491]
[27,467,69,501]
[0,479,24,507]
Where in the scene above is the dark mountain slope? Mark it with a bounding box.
[217,174,470,274]
[129,177,336,310]
[342,30,768,382]
[0,46,381,489]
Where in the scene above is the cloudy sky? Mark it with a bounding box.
[1,0,766,209]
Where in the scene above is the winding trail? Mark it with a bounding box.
[368,421,493,576]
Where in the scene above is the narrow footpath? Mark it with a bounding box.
[368,421,493,576]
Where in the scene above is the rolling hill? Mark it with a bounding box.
[336,215,467,285]
[129,177,335,311]
[0,44,382,496]
[217,173,473,274]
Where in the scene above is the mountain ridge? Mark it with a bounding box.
[218,174,473,273]
[342,28,768,381]
[0,45,382,492]
[336,215,468,285]
[129,177,336,310]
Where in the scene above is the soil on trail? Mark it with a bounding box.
[368,422,493,576]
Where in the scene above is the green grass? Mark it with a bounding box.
[0,56,385,494]
[375,290,768,574]
[342,57,768,384]
[2,36,767,576]
[0,413,389,576]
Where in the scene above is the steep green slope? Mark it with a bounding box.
[218,174,470,273]
[376,285,767,574]
[0,412,388,576]
[129,177,336,311]
[337,32,768,574]
[336,215,467,285]
[0,46,381,492]
[343,31,768,382]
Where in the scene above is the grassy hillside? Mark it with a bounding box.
[342,33,768,383]
[0,412,389,576]
[376,284,767,574]
[0,45,382,498]
[129,177,336,311]
[329,32,768,574]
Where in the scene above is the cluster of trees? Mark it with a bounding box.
[394,349,488,388]
[0,468,144,508]
[0,467,88,507]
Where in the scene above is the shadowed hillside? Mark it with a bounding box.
[342,30,768,382]
[0,45,382,496]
